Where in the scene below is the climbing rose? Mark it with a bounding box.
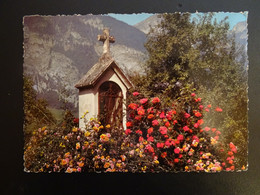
[132,92,140,96]
[159,126,167,135]
[199,105,204,110]
[183,126,189,132]
[147,136,154,142]
[157,143,164,148]
[174,147,180,154]
[137,108,145,115]
[165,121,170,127]
[135,130,142,135]
[215,107,223,112]
[161,152,167,158]
[140,98,148,104]
[147,127,153,134]
[147,114,154,119]
[195,112,202,117]
[160,112,166,119]
[152,120,159,126]
[174,158,179,163]
[128,103,138,110]
[151,97,160,104]
[125,129,132,135]
[191,93,196,97]
[184,113,190,118]
[126,122,132,127]
[177,134,184,141]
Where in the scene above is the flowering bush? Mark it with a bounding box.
[24,90,245,172]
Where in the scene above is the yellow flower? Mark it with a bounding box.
[59,142,65,148]
[76,142,80,150]
[106,156,110,160]
[64,152,70,158]
[84,131,91,137]
[241,165,246,170]
[60,159,68,166]
[143,141,148,145]
[116,163,122,168]
[64,136,68,140]
[140,144,144,149]
[154,160,159,164]
[141,166,147,171]
[104,162,110,168]
[135,148,140,152]
[99,125,104,129]
[185,166,189,171]
[93,126,99,131]
[106,124,111,128]
[72,127,78,132]
[78,161,84,167]
[211,137,217,145]
[84,141,89,147]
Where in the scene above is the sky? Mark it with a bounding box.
[108,12,247,29]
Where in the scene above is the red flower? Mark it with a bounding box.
[159,112,166,119]
[194,123,199,128]
[139,136,144,142]
[211,128,216,133]
[229,142,237,153]
[216,130,221,135]
[128,103,138,110]
[135,130,143,135]
[199,105,204,110]
[195,98,202,102]
[177,134,184,141]
[125,129,132,135]
[174,147,180,154]
[207,104,212,108]
[195,112,202,117]
[197,119,204,125]
[159,126,167,135]
[132,92,140,96]
[146,144,154,153]
[204,126,210,132]
[147,127,153,134]
[152,120,159,126]
[147,136,154,142]
[152,97,160,104]
[173,120,178,125]
[161,152,167,158]
[147,114,154,119]
[73,118,79,124]
[184,113,190,118]
[126,121,132,127]
[135,115,142,120]
[157,143,164,148]
[147,107,154,113]
[228,151,233,156]
[174,158,179,163]
[137,108,145,115]
[215,107,223,112]
[183,126,189,132]
[140,98,148,104]
[205,108,209,112]
[191,93,196,97]
[165,121,170,127]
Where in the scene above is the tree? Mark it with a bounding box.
[23,75,56,143]
[131,13,247,168]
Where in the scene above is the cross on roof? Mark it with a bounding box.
[97,28,115,54]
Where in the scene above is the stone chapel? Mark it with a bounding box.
[75,28,133,130]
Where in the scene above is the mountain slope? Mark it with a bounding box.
[23,15,147,113]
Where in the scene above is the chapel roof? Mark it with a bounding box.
[75,53,132,89]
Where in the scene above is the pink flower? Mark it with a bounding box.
[229,142,237,153]
[125,129,132,135]
[204,126,210,132]
[199,105,204,110]
[139,136,144,142]
[157,143,164,148]
[174,147,180,154]
[159,126,167,135]
[151,97,160,104]
[177,134,184,141]
[137,108,145,115]
[191,93,196,97]
[135,130,143,135]
[152,120,159,126]
[215,107,223,112]
[183,126,189,132]
[140,98,148,104]
[145,144,154,153]
[194,123,199,128]
[205,108,209,112]
[133,92,140,96]
[147,136,154,142]
[160,111,166,119]
[184,113,190,118]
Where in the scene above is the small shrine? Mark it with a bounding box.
[75,28,133,129]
